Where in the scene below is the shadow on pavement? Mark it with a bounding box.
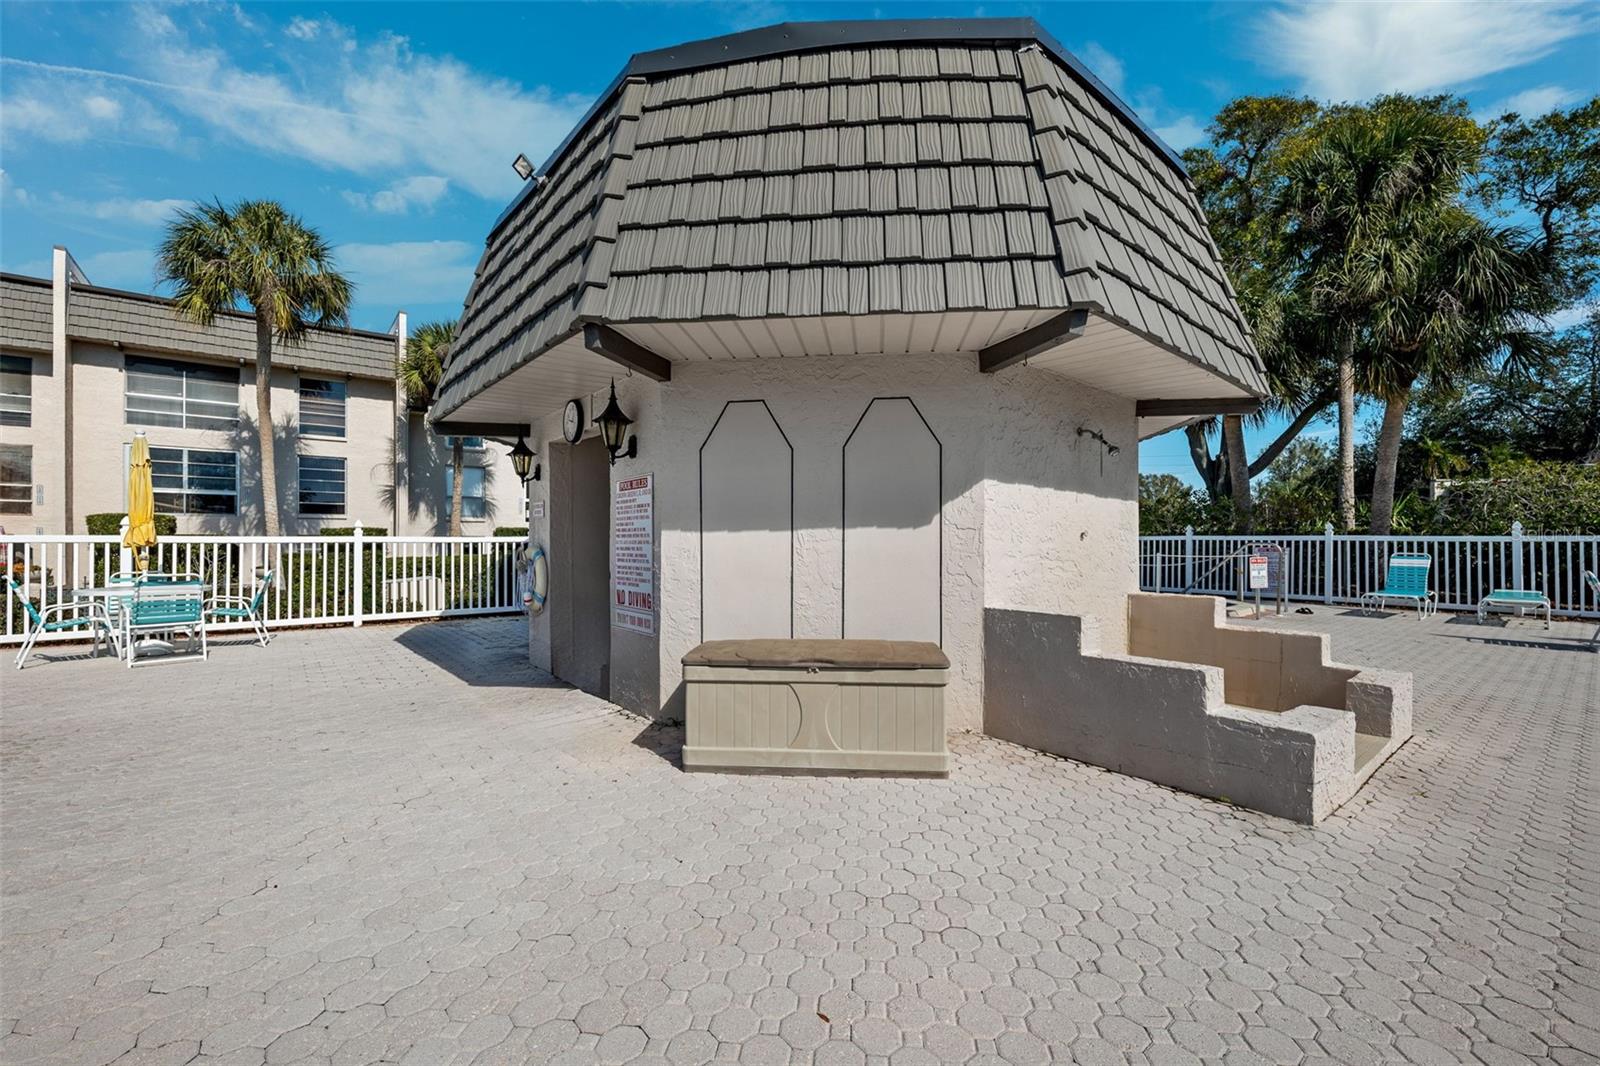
[631,719,685,769]
[394,616,570,689]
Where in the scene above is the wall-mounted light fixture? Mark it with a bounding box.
[511,153,535,181]
[594,380,637,466]
[1076,426,1120,475]
[508,436,540,483]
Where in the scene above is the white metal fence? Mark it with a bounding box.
[1140,523,1600,619]
[2,532,527,645]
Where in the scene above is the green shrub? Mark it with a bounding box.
[84,512,177,536]
[493,526,530,537]
[318,526,388,537]
[1432,460,1600,535]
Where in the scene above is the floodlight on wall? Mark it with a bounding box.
[594,380,637,466]
[508,436,540,483]
[511,153,535,181]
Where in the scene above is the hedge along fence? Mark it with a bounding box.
[2,532,528,645]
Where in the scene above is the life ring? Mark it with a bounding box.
[523,546,548,614]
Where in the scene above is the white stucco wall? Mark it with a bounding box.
[518,351,1139,733]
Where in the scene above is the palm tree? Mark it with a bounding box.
[157,200,351,535]
[396,321,463,535]
[1365,209,1535,532]
[1281,99,1482,530]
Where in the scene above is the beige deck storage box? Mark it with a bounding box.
[682,640,949,774]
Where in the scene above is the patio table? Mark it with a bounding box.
[71,585,139,657]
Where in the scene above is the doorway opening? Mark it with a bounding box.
[550,435,610,699]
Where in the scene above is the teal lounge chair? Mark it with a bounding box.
[1477,588,1551,629]
[1359,553,1436,618]
[7,578,119,669]
[205,570,274,647]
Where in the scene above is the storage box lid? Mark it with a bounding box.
[683,639,949,670]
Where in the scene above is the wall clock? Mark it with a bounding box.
[563,399,584,444]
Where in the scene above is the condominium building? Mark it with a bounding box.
[0,247,527,536]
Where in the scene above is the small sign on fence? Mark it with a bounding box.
[1247,555,1269,590]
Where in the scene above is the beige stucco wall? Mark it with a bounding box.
[518,350,1139,732]
[403,415,530,536]
[55,342,522,536]
[0,351,54,535]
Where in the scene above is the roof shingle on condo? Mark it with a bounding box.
[434,18,1266,423]
[0,272,398,379]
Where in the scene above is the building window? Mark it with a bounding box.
[0,444,31,515]
[0,355,32,427]
[298,455,347,516]
[445,466,487,519]
[299,377,346,438]
[444,436,485,451]
[140,445,239,515]
[125,355,238,431]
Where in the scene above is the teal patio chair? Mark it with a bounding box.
[126,579,206,666]
[1359,553,1435,618]
[1587,571,1599,646]
[6,577,118,669]
[205,570,274,647]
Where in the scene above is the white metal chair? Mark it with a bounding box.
[1586,571,1600,647]
[204,570,274,647]
[6,578,118,669]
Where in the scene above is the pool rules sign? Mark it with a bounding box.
[612,473,655,635]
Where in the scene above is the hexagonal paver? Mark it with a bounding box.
[3,613,1590,1066]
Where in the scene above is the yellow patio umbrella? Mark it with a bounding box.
[125,433,158,572]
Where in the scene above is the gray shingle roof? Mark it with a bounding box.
[4,273,397,378]
[433,19,1265,419]
[0,276,52,353]
[71,287,397,379]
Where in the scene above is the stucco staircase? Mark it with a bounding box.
[983,594,1412,823]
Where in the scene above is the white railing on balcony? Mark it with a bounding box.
[2,532,527,645]
[1140,523,1600,619]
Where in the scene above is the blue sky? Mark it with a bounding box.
[3,1,1595,481]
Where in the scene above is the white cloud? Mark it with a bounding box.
[1260,1,1592,101]
[1480,85,1584,119]
[74,248,156,290]
[0,77,176,146]
[0,169,31,206]
[1,10,588,201]
[1077,42,1126,96]
[342,175,450,214]
[285,16,324,40]
[1542,302,1595,333]
[82,94,122,121]
[79,196,190,226]
[1154,116,1207,150]
[334,240,477,310]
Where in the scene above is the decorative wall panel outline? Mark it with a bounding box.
[699,399,795,640]
[841,396,943,644]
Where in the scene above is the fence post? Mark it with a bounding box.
[1323,523,1335,605]
[1183,525,1194,593]
[352,525,364,627]
[118,516,132,576]
[1511,520,1524,590]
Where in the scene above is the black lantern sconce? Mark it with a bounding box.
[593,380,637,466]
[508,436,540,483]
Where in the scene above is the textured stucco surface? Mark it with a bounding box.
[2,612,1595,1064]
[982,600,1412,823]
[520,352,1138,729]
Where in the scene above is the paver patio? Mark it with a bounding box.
[1,610,1596,1066]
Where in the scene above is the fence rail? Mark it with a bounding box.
[2,532,526,646]
[1140,524,1600,619]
